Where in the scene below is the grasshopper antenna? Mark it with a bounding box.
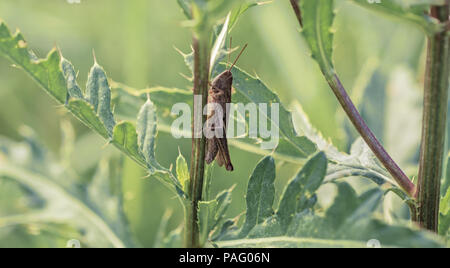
[228,37,232,69]
[229,43,248,72]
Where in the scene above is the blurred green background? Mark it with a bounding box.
[0,0,426,247]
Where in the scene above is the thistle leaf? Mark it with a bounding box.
[276,152,327,230]
[137,98,165,174]
[86,62,116,136]
[300,0,336,76]
[240,156,276,237]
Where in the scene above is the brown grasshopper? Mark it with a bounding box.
[205,41,248,172]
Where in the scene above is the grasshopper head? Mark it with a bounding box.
[211,70,233,92]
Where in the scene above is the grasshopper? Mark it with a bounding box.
[205,40,248,171]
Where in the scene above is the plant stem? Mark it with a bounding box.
[184,35,210,248]
[289,0,416,197]
[327,75,416,196]
[416,4,449,232]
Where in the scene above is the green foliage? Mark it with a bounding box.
[348,0,444,35]
[220,64,318,158]
[300,0,336,76]
[239,156,276,237]
[85,61,116,136]
[212,154,443,248]
[0,36,66,103]
[276,152,327,230]
[292,103,395,186]
[0,130,136,248]
[296,0,409,196]
[112,122,147,168]
[0,0,448,248]
[0,21,183,198]
[176,151,190,193]
[198,186,234,245]
[136,98,165,174]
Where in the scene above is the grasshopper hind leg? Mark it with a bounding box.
[205,138,219,164]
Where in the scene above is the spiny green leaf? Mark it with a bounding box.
[86,61,116,136]
[240,156,276,237]
[0,32,67,103]
[0,21,179,195]
[112,83,317,165]
[217,63,318,159]
[60,57,84,100]
[277,152,327,230]
[68,99,110,139]
[349,0,443,35]
[300,0,336,76]
[293,102,395,185]
[137,98,165,174]
[176,151,190,193]
[112,122,147,168]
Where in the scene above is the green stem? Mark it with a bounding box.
[416,4,450,232]
[184,35,210,248]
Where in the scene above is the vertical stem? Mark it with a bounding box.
[416,4,450,232]
[184,35,210,248]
